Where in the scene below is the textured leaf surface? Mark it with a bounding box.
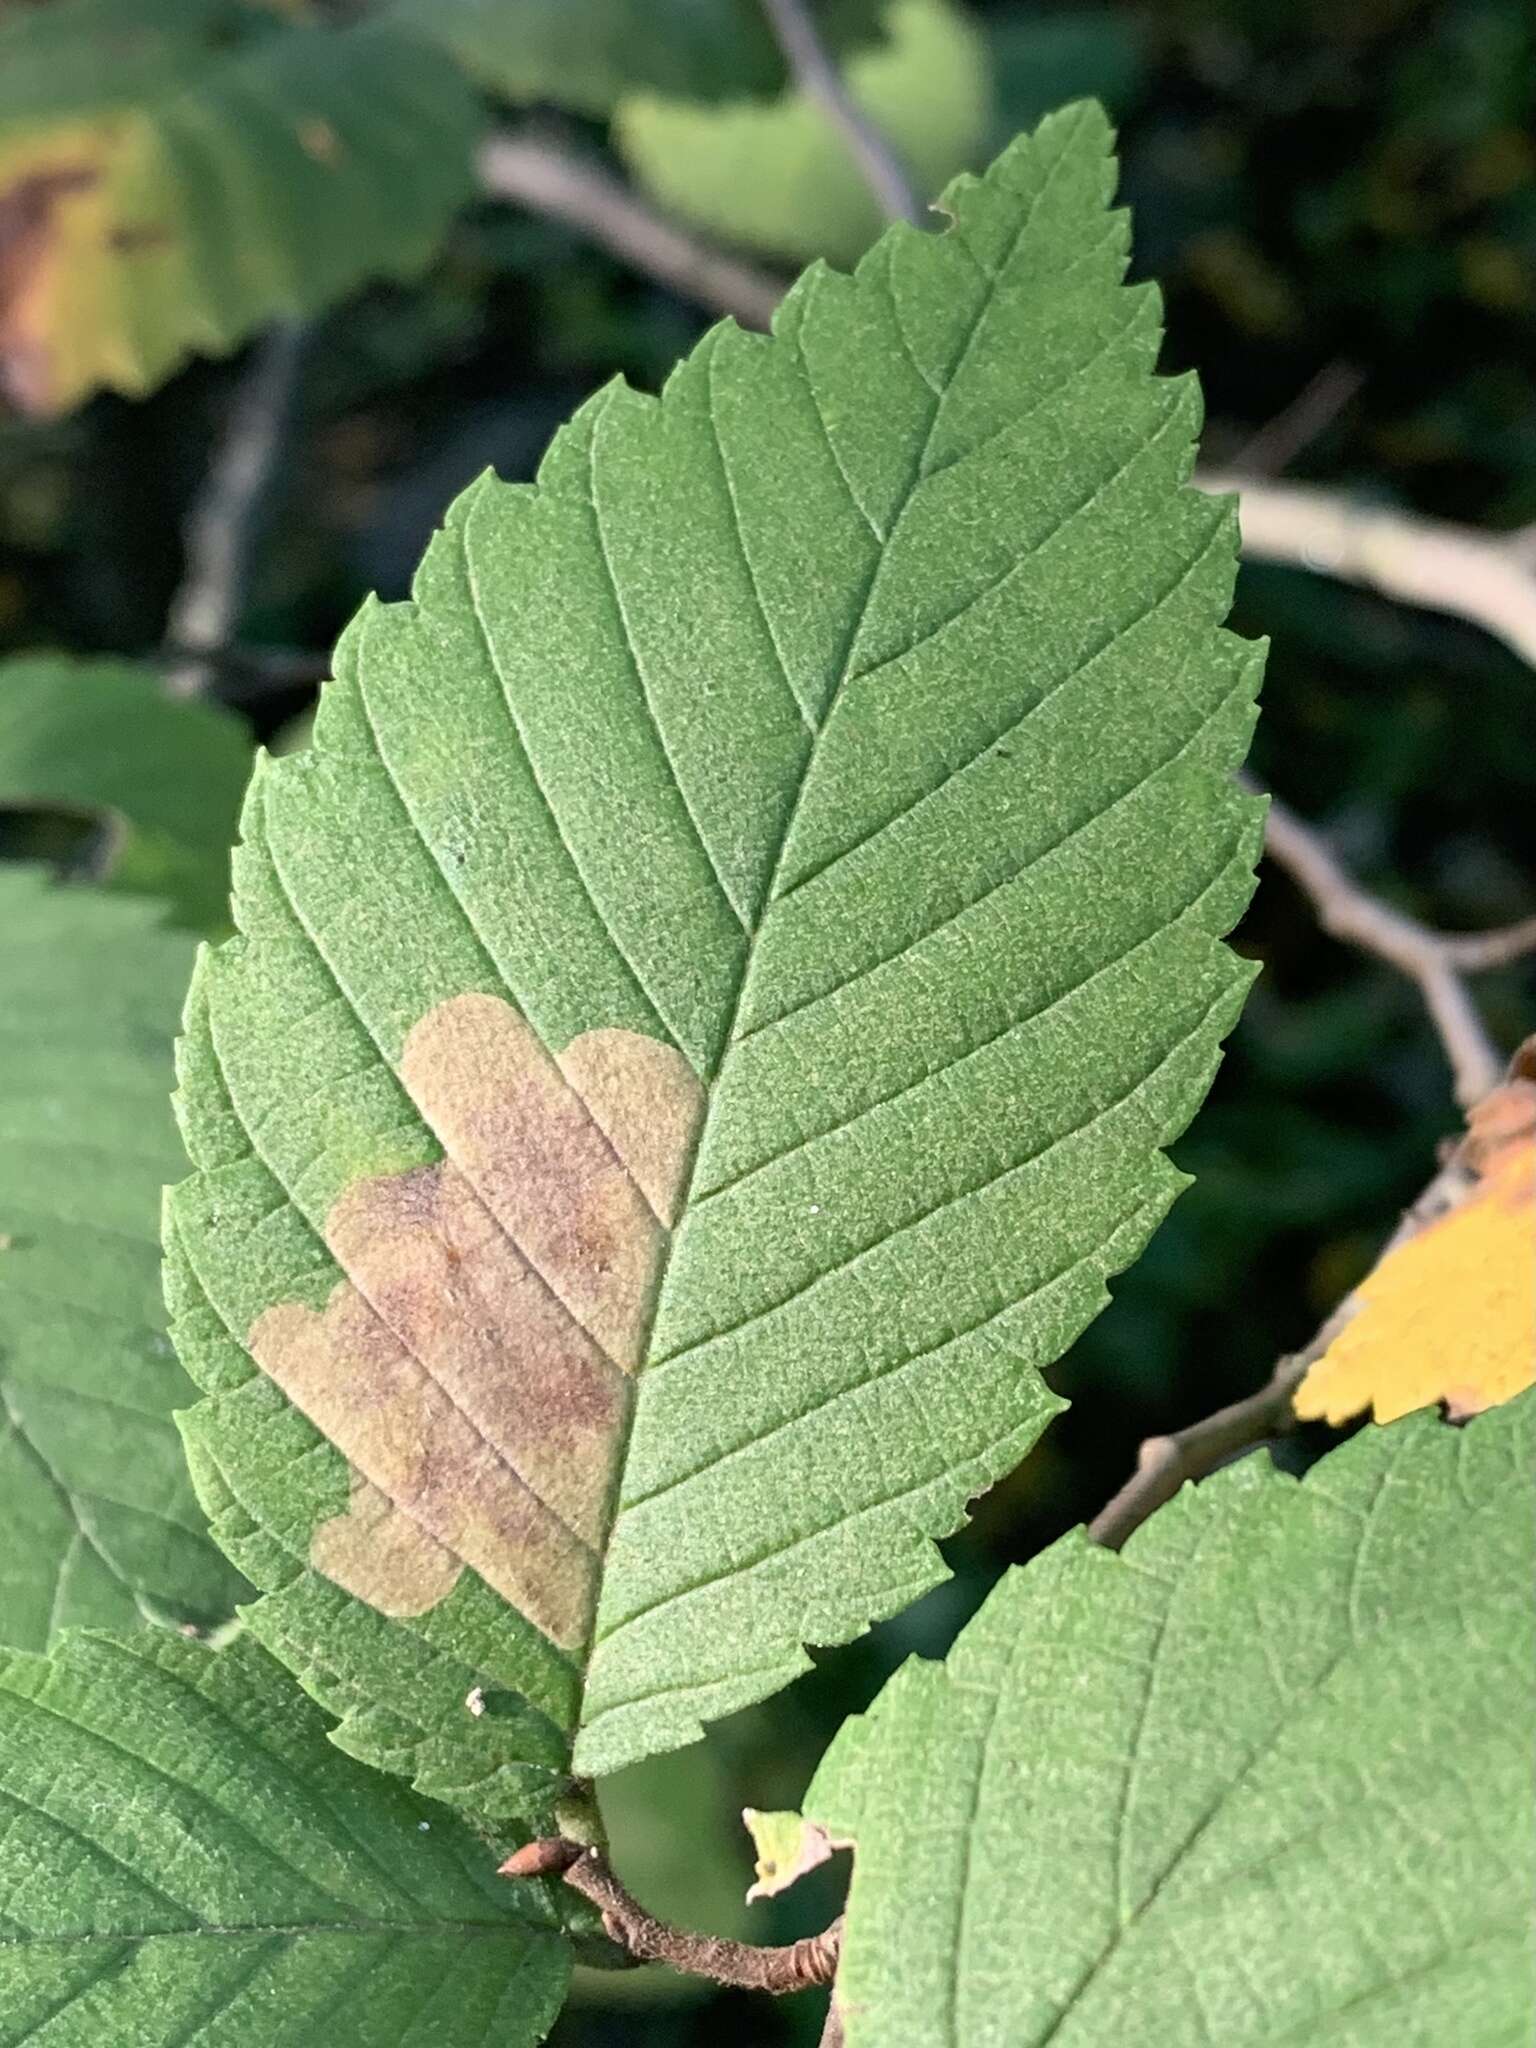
[391,0,884,118]
[0,1628,568,2046]
[0,870,247,1650]
[0,656,250,930]
[806,1393,1536,2047]
[168,108,1262,1819]
[618,0,994,268]
[0,0,477,413]
[1297,1080,1536,1426]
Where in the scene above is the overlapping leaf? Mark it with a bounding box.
[168,107,1263,1827]
[1297,1071,1536,1426]
[807,1389,1536,2046]
[0,656,250,929]
[0,869,247,1650]
[0,0,477,413]
[617,0,994,268]
[391,0,884,117]
[0,1628,568,2046]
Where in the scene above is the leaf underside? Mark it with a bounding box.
[807,1390,1536,2046]
[0,1628,567,2046]
[0,870,247,1651]
[168,105,1263,1826]
[0,0,476,413]
[0,656,250,930]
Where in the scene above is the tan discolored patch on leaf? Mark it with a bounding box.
[311,1474,462,1618]
[1295,1130,1535,1429]
[558,1027,703,1226]
[398,995,702,1367]
[248,992,704,1650]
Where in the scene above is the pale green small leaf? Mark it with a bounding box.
[0,656,250,930]
[742,1807,844,1902]
[0,1627,569,2045]
[168,107,1262,1824]
[392,0,885,118]
[0,0,478,413]
[617,0,994,268]
[0,869,248,1650]
[807,1392,1536,2047]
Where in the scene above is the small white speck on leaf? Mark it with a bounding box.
[466,1686,486,1717]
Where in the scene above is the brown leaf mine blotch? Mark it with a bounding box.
[310,1474,461,1618]
[248,994,703,1650]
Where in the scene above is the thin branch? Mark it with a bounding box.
[1200,470,1536,673]
[162,322,305,700]
[1433,917,1536,970]
[501,1840,841,1993]
[1086,1066,1520,1551]
[757,0,921,226]
[1251,774,1535,1107]
[1087,1354,1311,1551]
[478,131,785,331]
[1227,360,1364,477]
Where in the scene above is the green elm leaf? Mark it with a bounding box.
[0,1628,569,2045]
[0,656,250,931]
[806,1391,1536,2047]
[167,106,1264,1823]
[0,869,248,1650]
[0,0,478,414]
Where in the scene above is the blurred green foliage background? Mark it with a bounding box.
[1,2,1532,2038]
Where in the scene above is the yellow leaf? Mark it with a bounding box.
[0,5,475,413]
[1295,1100,1535,1428]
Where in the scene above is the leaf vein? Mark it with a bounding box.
[648,985,1232,1381]
[700,676,1246,1202]
[584,423,753,932]
[768,500,1228,922]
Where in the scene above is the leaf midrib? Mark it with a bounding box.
[585,138,1081,1671]
[178,115,1101,1757]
